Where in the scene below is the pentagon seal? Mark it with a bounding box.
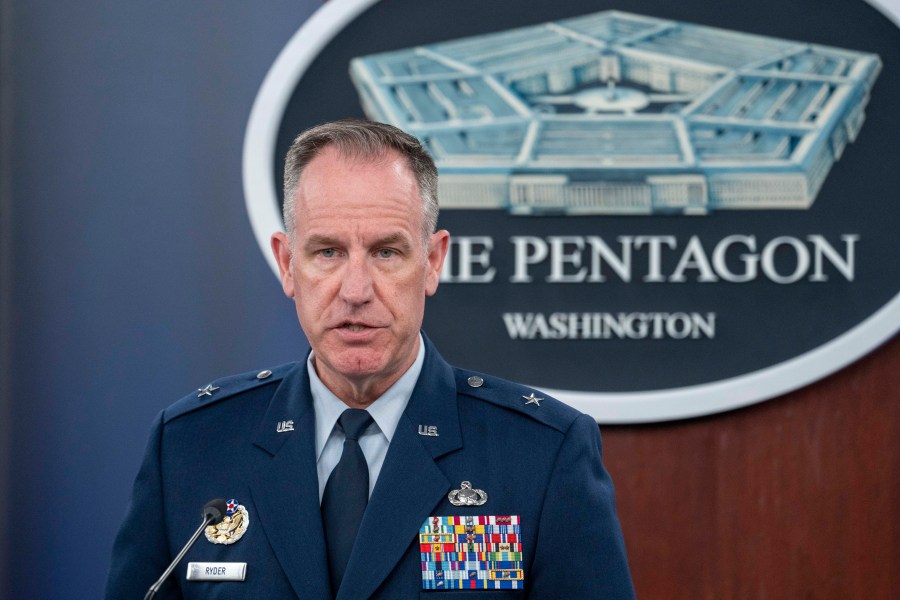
[205,498,249,545]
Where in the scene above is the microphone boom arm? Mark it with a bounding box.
[144,499,227,600]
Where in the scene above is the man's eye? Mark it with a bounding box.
[377,248,397,258]
[319,248,337,258]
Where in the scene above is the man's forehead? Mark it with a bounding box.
[293,148,419,206]
[294,147,421,209]
[306,144,413,179]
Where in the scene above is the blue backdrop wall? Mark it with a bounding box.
[2,2,322,597]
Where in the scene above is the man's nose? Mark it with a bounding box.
[339,255,375,305]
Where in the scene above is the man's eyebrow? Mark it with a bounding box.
[303,234,341,250]
[302,232,414,250]
[374,232,413,249]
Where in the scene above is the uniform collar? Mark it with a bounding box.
[309,333,426,461]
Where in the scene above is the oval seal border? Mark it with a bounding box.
[243,0,900,423]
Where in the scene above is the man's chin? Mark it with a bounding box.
[319,350,392,382]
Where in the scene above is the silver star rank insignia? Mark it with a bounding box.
[197,383,220,398]
[522,392,543,407]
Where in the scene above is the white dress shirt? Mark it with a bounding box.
[310,334,425,502]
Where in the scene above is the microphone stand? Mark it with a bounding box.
[144,512,218,600]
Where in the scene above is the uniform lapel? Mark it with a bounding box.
[337,339,462,600]
[249,364,332,600]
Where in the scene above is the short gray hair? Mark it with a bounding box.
[282,119,439,245]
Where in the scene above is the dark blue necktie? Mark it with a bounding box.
[321,408,374,596]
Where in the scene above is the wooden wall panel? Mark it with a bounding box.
[601,335,899,599]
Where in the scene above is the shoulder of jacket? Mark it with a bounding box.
[452,367,584,434]
[163,362,299,423]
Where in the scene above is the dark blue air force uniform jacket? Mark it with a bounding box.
[106,336,635,599]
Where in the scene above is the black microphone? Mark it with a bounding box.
[144,498,229,600]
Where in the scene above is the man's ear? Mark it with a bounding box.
[271,232,295,298]
[425,230,450,296]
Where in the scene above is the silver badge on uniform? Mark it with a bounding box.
[205,498,249,545]
[448,481,488,506]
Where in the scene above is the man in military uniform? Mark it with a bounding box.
[106,120,635,599]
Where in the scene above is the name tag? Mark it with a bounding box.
[186,562,247,581]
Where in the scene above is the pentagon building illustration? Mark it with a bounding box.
[349,11,880,215]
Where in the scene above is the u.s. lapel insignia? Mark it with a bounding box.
[205,498,249,545]
[448,481,488,506]
[418,424,439,437]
